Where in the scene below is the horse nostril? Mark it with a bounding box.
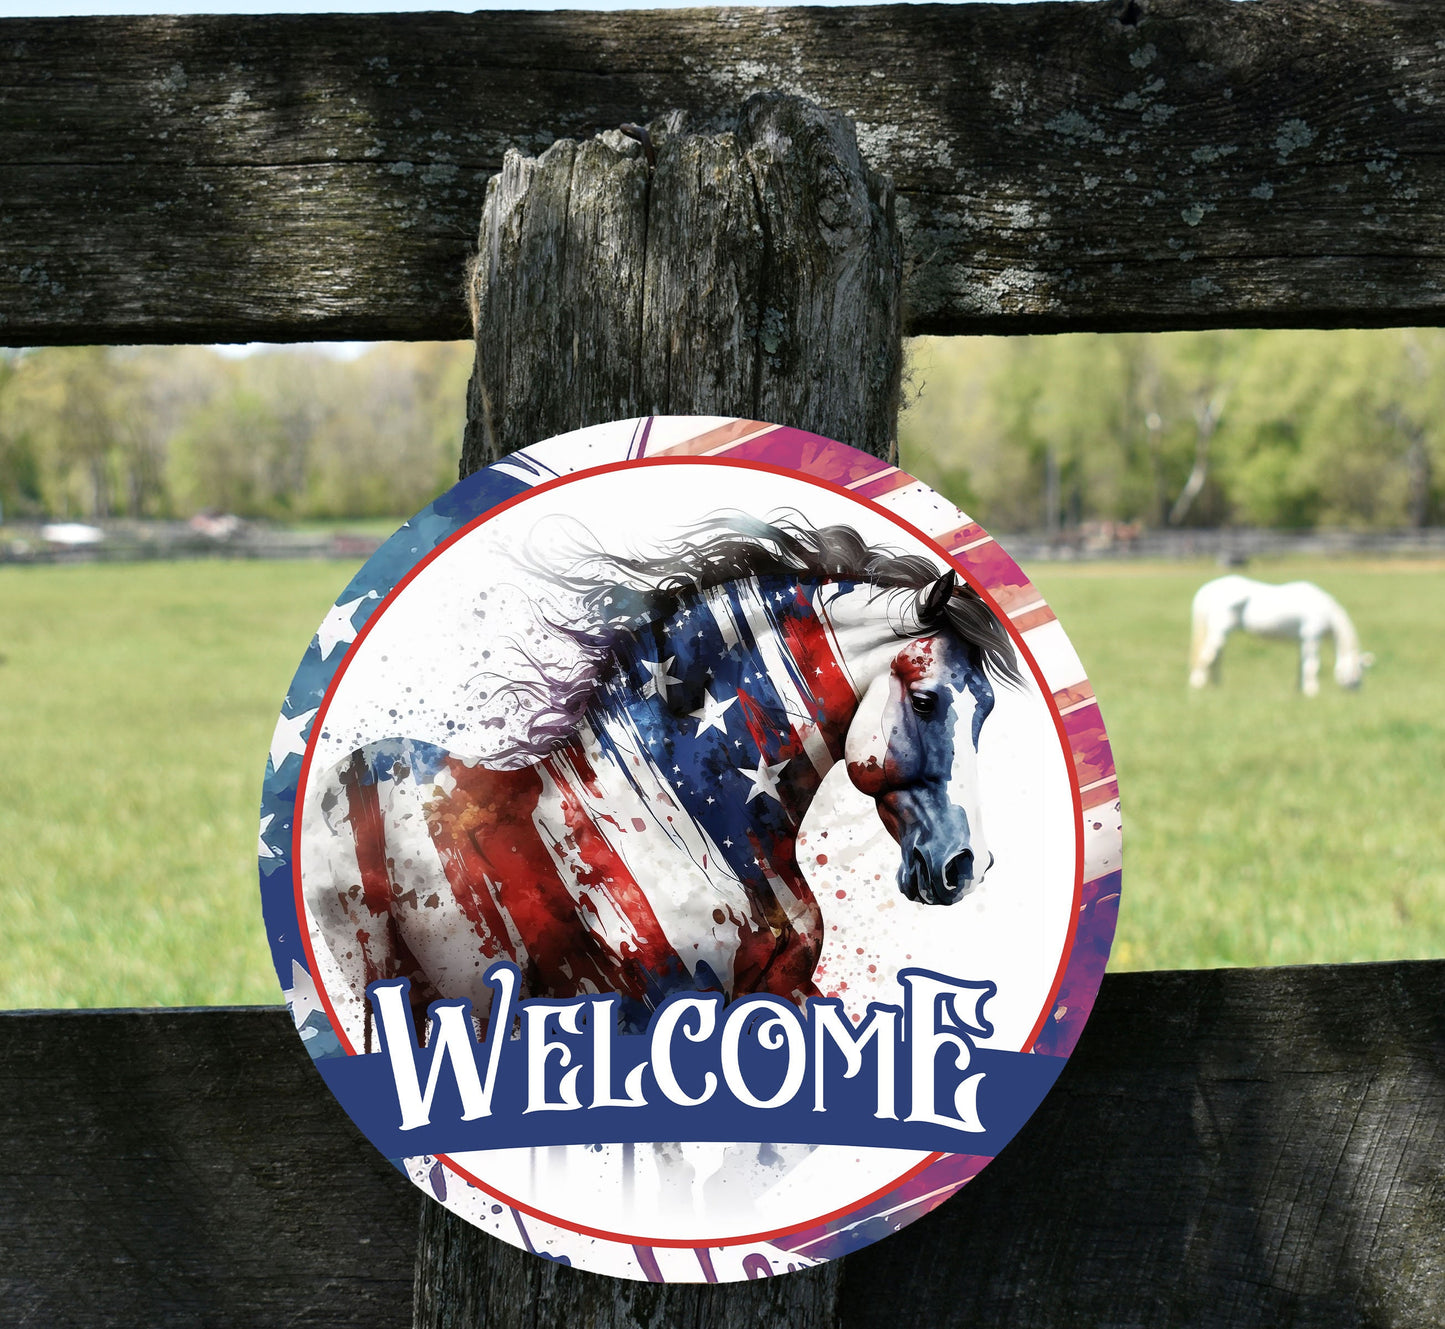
[943,849,974,898]
[907,847,929,902]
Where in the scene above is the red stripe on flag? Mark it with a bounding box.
[547,751,686,997]
[952,540,1040,616]
[1053,680,1097,712]
[425,761,534,966]
[340,752,395,921]
[938,521,990,552]
[1011,604,1057,633]
[779,598,859,742]
[645,419,773,456]
[1061,702,1115,791]
[725,428,891,488]
[850,469,914,501]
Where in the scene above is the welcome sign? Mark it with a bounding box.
[258,417,1121,1282]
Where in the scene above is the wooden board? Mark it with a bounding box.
[0,1007,417,1329]
[3,961,1441,1326]
[838,959,1445,1328]
[4,1,1445,345]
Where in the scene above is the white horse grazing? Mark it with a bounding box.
[1189,575,1372,697]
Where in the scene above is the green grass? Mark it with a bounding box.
[0,555,1440,1009]
[1032,556,1445,972]
[0,560,349,1009]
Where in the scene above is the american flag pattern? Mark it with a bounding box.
[304,572,924,1043]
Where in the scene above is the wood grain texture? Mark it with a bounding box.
[5,1,1445,345]
[840,960,1445,1329]
[414,1204,841,1329]
[0,1007,417,1329]
[5,963,1437,1326]
[462,94,902,469]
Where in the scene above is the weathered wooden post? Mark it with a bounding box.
[458,92,902,473]
[415,91,901,1328]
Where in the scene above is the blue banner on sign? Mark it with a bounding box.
[312,963,1067,1158]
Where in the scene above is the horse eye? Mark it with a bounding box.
[910,691,938,716]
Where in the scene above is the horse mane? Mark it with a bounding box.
[479,513,1020,765]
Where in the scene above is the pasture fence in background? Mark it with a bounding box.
[2,5,1443,1327]
[0,520,386,565]
[998,525,1445,565]
[7,520,1445,569]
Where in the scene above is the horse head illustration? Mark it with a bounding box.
[842,570,997,905]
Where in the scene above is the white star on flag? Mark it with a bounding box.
[258,813,279,860]
[315,592,378,660]
[690,688,737,736]
[640,656,681,701]
[269,706,319,770]
[737,755,790,803]
[283,958,324,1032]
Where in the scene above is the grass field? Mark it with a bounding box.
[1,555,1440,1009]
[1034,557,1445,972]
[0,561,343,1009]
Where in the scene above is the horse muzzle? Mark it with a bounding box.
[899,845,990,905]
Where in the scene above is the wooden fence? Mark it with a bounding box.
[8,1,1445,344]
[2,5,1443,1325]
[4,963,1442,1326]
[0,520,386,565]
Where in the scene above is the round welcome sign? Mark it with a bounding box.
[258,417,1121,1282]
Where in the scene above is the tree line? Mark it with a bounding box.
[0,342,471,524]
[1,330,1441,530]
[900,328,1443,532]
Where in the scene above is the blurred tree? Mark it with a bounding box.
[0,342,473,524]
[1,335,1438,530]
[125,345,229,519]
[0,351,46,520]
[901,328,1441,531]
[0,347,140,518]
[304,342,470,517]
[1221,329,1444,528]
[168,386,297,516]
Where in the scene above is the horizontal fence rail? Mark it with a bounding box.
[0,520,384,565]
[996,524,1445,563]
[7,522,1445,569]
[3,7,1443,1325]
[5,1,1445,346]
[3,961,1442,1327]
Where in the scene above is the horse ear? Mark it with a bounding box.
[920,569,957,623]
